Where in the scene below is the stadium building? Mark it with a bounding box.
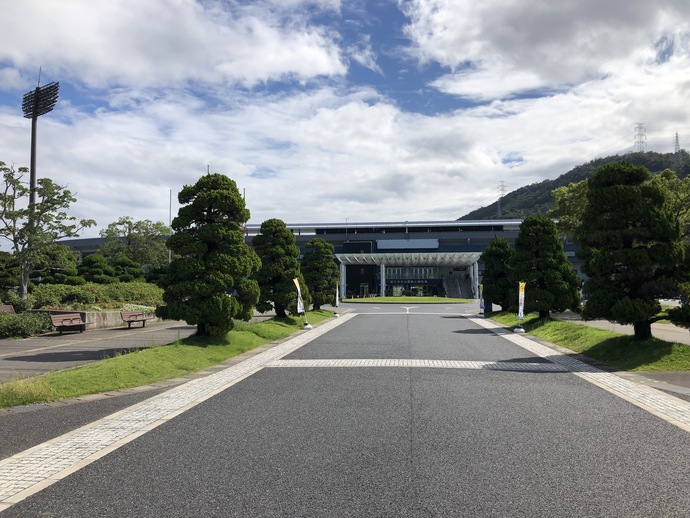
[64,219,582,299]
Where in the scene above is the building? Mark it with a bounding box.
[62,219,582,299]
[244,220,525,299]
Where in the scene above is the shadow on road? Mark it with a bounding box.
[3,347,150,363]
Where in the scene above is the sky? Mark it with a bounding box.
[1,0,690,238]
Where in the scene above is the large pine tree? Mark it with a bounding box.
[512,214,580,319]
[252,218,310,318]
[157,174,260,337]
[480,237,515,312]
[576,162,688,339]
[301,238,339,310]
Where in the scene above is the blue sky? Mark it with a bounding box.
[1,0,690,237]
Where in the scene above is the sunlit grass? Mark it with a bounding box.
[0,310,333,409]
[489,312,690,372]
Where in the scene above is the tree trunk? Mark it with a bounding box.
[274,304,287,318]
[19,261,31,300]
[539,309,550,320]
[633,320,652,340]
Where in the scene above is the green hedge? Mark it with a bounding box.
[0,313,52,338]
[31,282,164,309]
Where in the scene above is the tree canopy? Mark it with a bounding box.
[301,238,339,310]
[0,162,95,298]
[479,237,515,312]
[157,174,260,336]
[252,218,310,318]
[576,162,689,339]
[99,216,170,275]
[512,214,580,319]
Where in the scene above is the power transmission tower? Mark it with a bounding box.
[634,123,647,152]
[674,132,683,171]
[497,181,506,218]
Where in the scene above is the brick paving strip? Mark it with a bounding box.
[2,312,689,512]
[266,359,569,372]
[470,317,690,433]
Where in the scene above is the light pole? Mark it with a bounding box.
[22,79,59,207]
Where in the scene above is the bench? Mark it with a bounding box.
[50,313,86,334]
[0,305,15,314]
[120,311,151,329]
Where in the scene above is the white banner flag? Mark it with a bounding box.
[293,278,305,314]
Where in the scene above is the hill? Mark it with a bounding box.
[459,151,690,220]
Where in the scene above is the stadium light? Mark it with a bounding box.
[22,81,59,207]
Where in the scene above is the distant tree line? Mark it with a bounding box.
[461,150,690,220]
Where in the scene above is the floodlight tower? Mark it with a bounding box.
[22,79,59,207]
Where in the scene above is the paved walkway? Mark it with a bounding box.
[0,321,197,383]
[1,312,689,512]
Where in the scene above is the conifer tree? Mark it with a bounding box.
[513,214,580,319]
[576,162,689,339]
[480,237,515,312]
[301,238,338,310]
[252,218,310,318]
[157,174,260,336]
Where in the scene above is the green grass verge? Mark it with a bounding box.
[0,311,333,409]
[343,296,473,304]
[488,312,690,372]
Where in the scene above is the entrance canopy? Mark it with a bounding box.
[335,252,481,267]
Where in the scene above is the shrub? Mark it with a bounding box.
[31,284,71,308]
[63,291,96,305]
[31,282,163,309]
[0,313,52,338]
[103,282,163,305]
[0,291,34,313]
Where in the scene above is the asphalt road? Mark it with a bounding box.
[3,304,690,517]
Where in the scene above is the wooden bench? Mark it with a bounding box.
[50,313,86,334]
[120,311,151,329]
[0,305,15,314]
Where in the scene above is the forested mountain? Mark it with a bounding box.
[459,151,690,220]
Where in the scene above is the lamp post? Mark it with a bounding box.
[22,80,59,207]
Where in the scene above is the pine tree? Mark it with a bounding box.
[576,162,688,339]
[480,237,515,312]
[301,238,339,310]
[252,218,310,318]
[157,174,260,336]
[513,214,580,319]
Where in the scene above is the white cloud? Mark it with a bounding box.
[400,0,690,98]
[2,0,690,240]
[0,0,346,89]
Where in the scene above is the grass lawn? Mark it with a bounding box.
[489,312,690,372]
[343,296,473,304]
[0,311,334,409]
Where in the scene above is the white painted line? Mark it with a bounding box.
[266,358,568,372]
